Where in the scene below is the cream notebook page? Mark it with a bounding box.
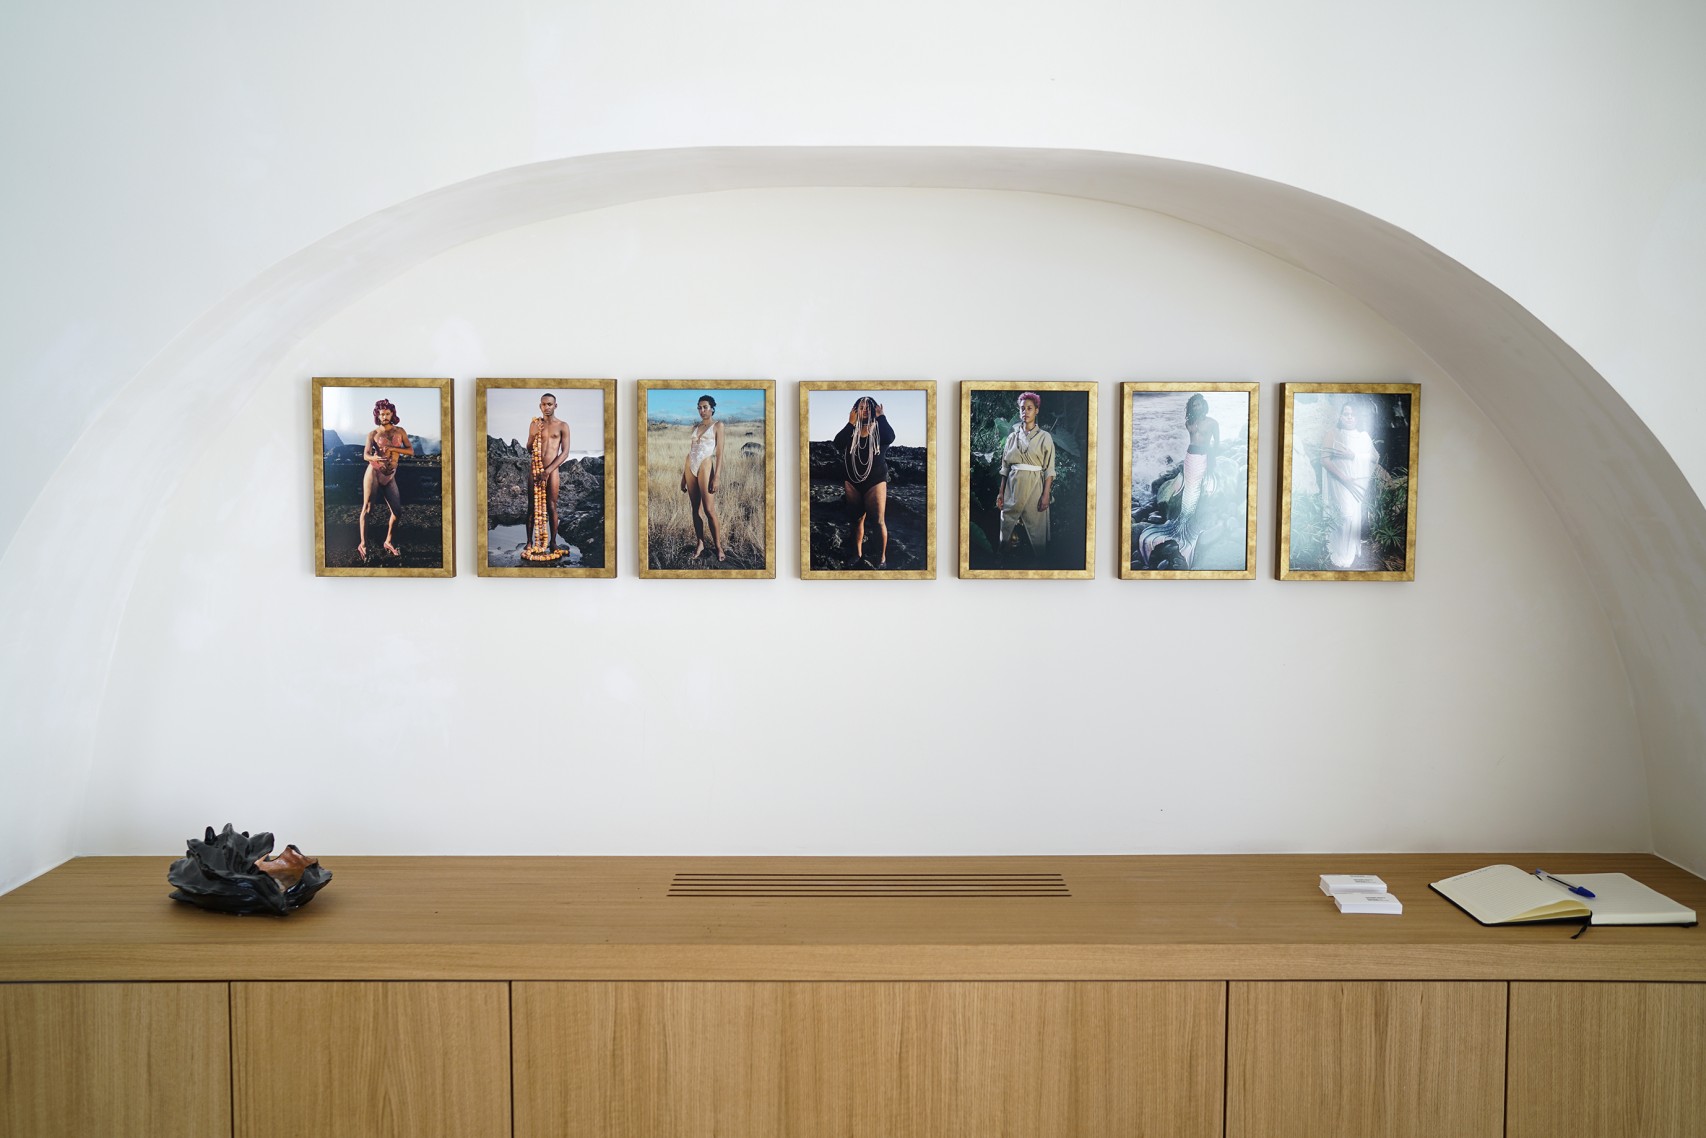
[1566,873,1697,925]
[1429,864,1589,924]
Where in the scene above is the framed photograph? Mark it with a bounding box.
[1278,382,1420,581]
[637,380,777,579]
[799,381,937,580]
[1120,382,1259,580]
[312,377,454,577]
[959,381,1097,579]
[475,379,616,577]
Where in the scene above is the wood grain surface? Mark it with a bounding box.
[1508,981,1706,1137]
[231,981,510,1138]
[0,982,231,1138]
[3,854,1702,981]
[514,980,1223,1138]
[1227,980,1506,1138]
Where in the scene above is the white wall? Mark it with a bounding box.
[3,2,1701,889]
[77,189,1650,857]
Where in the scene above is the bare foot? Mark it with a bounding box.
[383,541,400,558]
[717,547,727,563]
[357,542,367,562]
[693,540,705,558]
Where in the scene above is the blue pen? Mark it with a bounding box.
[1533,869,1595,899]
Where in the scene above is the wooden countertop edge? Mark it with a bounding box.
[6,942,1705,983]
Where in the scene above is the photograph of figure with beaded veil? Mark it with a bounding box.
[475,379,616,578]
[800,382,936,580]
[959,381,1096,579]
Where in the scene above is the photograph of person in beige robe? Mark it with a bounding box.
[998,391,1055,553]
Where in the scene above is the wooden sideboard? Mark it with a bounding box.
[3,854,1703,1137]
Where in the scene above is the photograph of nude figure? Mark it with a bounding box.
[475,379,617,578]
[959,381,1097,580]
[312,377,454,578]
[637,380,777,579]
[799,381,936,580]
[1121,382,1259,580]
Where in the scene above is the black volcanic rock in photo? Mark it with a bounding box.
[807,441,929,571]
[485,439,606,568]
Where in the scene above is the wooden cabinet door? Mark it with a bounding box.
[1509,981,1706,1138]
[1227,981,1505,1138]
[514,980,1225,1138]
[0,981,231,1138]
[232,981,509,1138]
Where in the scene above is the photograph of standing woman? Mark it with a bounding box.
[1281,384,1418,579]
[639,382,775,578]
[1124,383,1256,578]
[961,382,1095,578]
[801,384,934,578]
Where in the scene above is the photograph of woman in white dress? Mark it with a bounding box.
[1282,385,1417,578]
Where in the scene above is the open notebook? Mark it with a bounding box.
[1430,864,1697,926]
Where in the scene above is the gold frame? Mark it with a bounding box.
[957,381,1098,580]
[1118,382,1259,580]
[311,376,454,578]
[1276,381,1420,581]
[636,380,778,579]
[798,381,938,581]
[474,378,617,578]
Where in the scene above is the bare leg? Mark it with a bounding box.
[546,470,561,549]
[699,476,725,561]
[358,467,377,560]
[867,482,889,567]
[381,477,402,557]
[687,477,706,556]
[843,482,864,562]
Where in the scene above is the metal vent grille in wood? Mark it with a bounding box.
[668,873,1070,898]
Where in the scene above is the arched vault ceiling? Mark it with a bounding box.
[3,147,1702,880]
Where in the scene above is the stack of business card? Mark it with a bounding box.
[1333,891,1403,914]
[1319,873,1402,914]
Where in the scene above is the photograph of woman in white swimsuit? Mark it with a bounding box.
[680,395,726,561]
[639,382,776,577]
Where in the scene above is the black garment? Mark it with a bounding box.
[834,415,896,493]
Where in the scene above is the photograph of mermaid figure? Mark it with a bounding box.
[960,381,1096,579]
[1122,382,1258,580]
[475,379,616,578]
[638,381,776,579]
[800,383,935,579]
[313,377,453,578]
[1278,382,1419,581]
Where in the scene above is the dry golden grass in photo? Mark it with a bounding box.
[637,381,776,579]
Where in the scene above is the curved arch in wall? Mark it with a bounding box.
[2,146,1702,888]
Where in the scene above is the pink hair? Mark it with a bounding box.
[372,399,400,426]
[1017,391,1042,409]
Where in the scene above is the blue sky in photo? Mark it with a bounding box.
[647,387,767,423]
[807,389,928,448]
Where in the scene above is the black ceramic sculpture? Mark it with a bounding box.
[166,824,333,915]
